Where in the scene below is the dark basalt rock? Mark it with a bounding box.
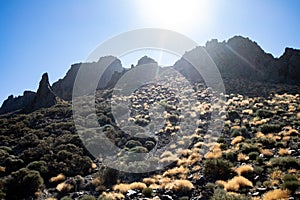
[0,91,36,114]
[174,35,300,88]
[52,56,123,100]
[24,73,57,113]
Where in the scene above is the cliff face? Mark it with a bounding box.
[174,36,300,85]
[1,36,300,115]
[0,91,36,114]
[0,73,57,114]
[52,56,123,100]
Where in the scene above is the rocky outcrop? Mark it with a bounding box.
[0,91,36,114]
[174,36,300,86]
[24,73,57,113]
[52,56,123,100]
[0,73,57,114]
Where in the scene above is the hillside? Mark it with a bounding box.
[0,36,299,200]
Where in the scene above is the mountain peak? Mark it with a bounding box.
[137,56,158,66]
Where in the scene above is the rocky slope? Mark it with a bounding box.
[174,36,300,85]
[52,56,123,101]
[1,36,300,115]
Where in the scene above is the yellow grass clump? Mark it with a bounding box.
[56,182,73,193]
[163,166,189,177]
[270,169,284,180]
[113,183,130,193]
[278,148,290,156]
[237,153,249,161]
[101,192,125,200]
[296,112,300,119]
[217,176,253,192]
[164,180,194,192]
[234,165,254,176]
[92,177,102,186]
[255,132,265,138]
[143,177,157,185]
[129,182,147,190]
[263,189,290,200]
[231,136,244,145]
[260,149,274,157]
[205,144,222,159]
[49,174,66,183]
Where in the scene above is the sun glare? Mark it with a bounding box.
[135,0,213,33]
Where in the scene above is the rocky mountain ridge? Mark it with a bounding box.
[1,36,300,115]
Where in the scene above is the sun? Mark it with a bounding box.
[135,0,214,33]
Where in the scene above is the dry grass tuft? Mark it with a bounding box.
[92,177,102,186]
[235,165,254,176]
[204,145,222,159]
[164,180,194,192]
[56,182,73,193]
[143,177,157,185]
[260,149,274,157]
[270,169,284,180]
[231,136,244,145]
[237,153,249,161]
[263,189,290,200]
[49,174,66,183]
[101,192,125,200]
[113,183,130,193]
[129,182,147,190]
[278,148,290,156]
[217,176,253,192]
[163,166,189,177]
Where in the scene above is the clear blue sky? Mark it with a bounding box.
[1,0,300,104]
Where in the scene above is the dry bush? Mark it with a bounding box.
[142,177,156,185]
[270,169,284,180]
[238,153,249,161]
[235,165,254,176]
[278,148,290,156]
[129,182,147,190]
[100,192,124,200]
[217,176,253,192]
[49,174,65,183]
[263,189,289,200]
[113,183,130,193]
[231,136,244,145]
[56,182,73,193]
[260,149,274,157]
[92,177,102,186]
[163,166,189,177]
[255,132,265,138]
[164,180,194,192]
[205,146,222,159]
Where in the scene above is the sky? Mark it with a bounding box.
[0,0,300,104]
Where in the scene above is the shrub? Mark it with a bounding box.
[248,152,259,160]
[129,182,147,190]
[260,124,281,133]
[235,165,254,176]
[203,159,233,181]
[270,156,299,170]
[113,183,130,193]
[26,160,49,178]
[211,188,251,200]
[226,151,237,162]
[61,197,72,200]
[5,168,44,199]
[256,109,273,118]
[142,187,153,197]
[263,189,290,200]
[282,181,300,193]
[80,195,96,200]
[165,179,194,193]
